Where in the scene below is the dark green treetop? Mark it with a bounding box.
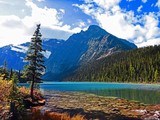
[24,24,45,99]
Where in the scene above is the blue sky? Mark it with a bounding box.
[0,0,159,47]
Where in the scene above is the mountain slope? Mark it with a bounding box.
[0,25,137,81]
[64,45,160,83]
[44,25,137,81]
[0,39,64,70]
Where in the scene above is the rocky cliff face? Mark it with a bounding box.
[44,25,137,81]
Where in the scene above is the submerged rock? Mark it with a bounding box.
[41,90,160,120]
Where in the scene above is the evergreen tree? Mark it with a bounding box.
[9,68,13,80]
[18,70,21,82]
[10,73,19,101]
[24,24,45,100]
[3,60,9,80]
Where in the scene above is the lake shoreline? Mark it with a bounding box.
[40,90,160,120]
[42,81,160,85]
[19,82,160,104]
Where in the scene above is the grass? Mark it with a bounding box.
[23,108,86,120]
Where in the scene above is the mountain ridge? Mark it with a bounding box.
[0,38,65,70]
[44,25,137,81]
[0,25,137,81]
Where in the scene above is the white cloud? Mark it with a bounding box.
[59,9,65,14]
[36,0,45,2]
[137,5,143,12]
[24,0,82,34]
[0,15,30,47]
[156,0,160,8]
[144,13,160,39]
[21,9,25,12]
[137,38,160,47]
[24,0,63,27]
[0,0,83,47]
[0,0,13,5]
[142,0,147,3]
[73,0,160,47]
[126,0,134,2]
[87,19,91,23]
[79,21,86,27]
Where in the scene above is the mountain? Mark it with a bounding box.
[0,39,65,70]
[64,45,160,83]
[0,25,137,81]
[44,25,137,81]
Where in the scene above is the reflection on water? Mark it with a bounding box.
[84,89,160,104]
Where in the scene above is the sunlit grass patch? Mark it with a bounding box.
[24,108,86,120]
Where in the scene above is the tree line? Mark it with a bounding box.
[64,45,160,83]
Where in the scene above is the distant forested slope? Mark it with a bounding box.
[64,45,160,83]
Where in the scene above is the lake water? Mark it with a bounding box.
[19,82,160,104]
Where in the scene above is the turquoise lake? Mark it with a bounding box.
[19,82,160,104]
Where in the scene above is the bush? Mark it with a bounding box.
[0,78,12,102]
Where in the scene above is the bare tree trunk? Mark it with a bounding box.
[30,76,35,101]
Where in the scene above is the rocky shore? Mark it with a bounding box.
[41,90,160,120]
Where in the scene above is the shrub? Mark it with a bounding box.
[0,78,12,102]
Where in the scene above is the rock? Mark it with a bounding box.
[133,110,147,114]
[144,117,160,120]
[112,108,119,112]
[153,111,160,118]
[43,90,160,120]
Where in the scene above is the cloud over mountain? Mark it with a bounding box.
[0,0,159,47]
[73,0,160,47]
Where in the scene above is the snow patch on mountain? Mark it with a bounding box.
[42,50,51,59]
[11,45,51,59]
[20,57,24,60]
[11,45,28,53]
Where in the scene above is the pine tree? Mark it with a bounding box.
[3,60,8,80]
[9,68,13,80]
[10,73,19,100]
[24,24,45,100]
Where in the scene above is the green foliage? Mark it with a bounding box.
[0,65,25,83]
[24,24,45,82]
[0,73,25,117]
[2,60,9,80]
[0,67,3,73]
[9,73,24,111]
[10,73,18,100]
[65,45,160,83]
[23,24,45,99]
